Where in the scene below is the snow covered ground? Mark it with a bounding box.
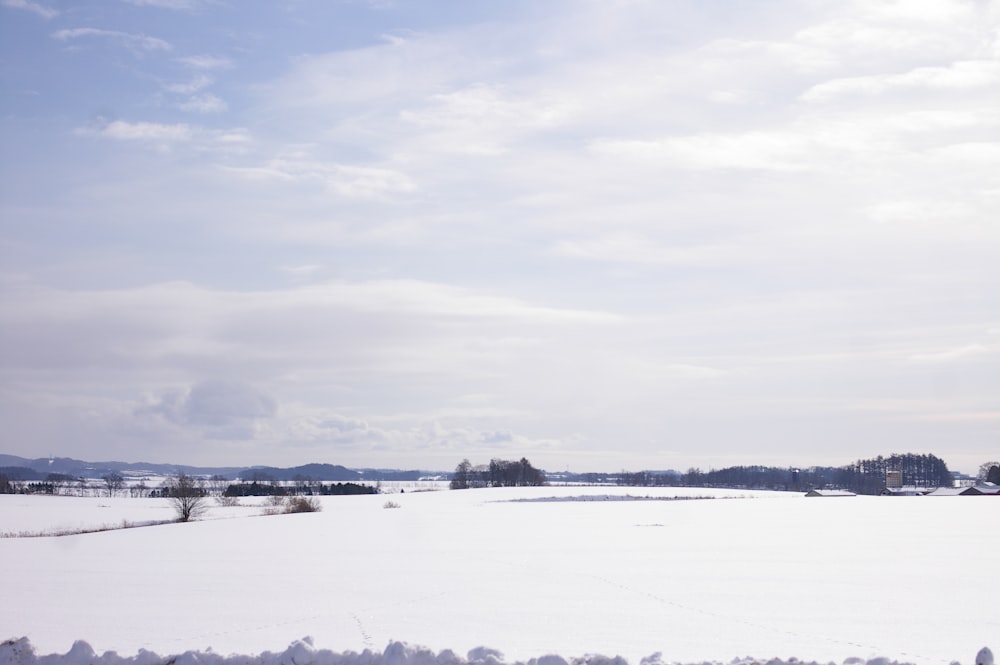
[1,487,996,665]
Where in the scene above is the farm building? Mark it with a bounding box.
[805,489,856,497]
[881,487,931,496]
[926,485,1000,496]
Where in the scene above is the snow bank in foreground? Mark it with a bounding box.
[0,638,937,665]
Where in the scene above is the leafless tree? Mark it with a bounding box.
[102,473,125,498]
[163,473,208,522]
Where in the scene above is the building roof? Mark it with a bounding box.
[926,486,1000,496]
[881,487,930,496]
[805,489,856,497]
[926,487,975,496]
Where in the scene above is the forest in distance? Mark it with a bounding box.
[451,452,980,496]
[565,453,960,495]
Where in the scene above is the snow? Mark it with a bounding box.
[1,487,996,665]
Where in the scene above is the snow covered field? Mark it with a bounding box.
[1,487,996,665]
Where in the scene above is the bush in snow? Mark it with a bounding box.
[284,496,322,513]
[263,496,323,515]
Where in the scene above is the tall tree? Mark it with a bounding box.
[450,459,472,490]
[163,473,207,522]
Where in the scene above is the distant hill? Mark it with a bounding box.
[0,466,48,481]
[0,455,244,479]
[0,454,446,482]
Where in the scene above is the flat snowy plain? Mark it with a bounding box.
[1,486,996,665]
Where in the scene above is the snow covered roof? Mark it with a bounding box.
[805,489,856,497]
[926,487,975,496]
[926,486,1000,496]
[880,487,929,496]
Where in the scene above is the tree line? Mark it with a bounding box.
[221,481,376,497]
[594,453,955,495]
[450,457,546,489]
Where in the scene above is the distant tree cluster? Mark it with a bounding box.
[837,453,953,494]
[223,481,376,497]
[450,458,546,489]
[599,453,954,496]
[606,466,838,492]
[978,461,1000,484]
[0,470,81,495]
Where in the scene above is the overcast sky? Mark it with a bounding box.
[1,0,997,474]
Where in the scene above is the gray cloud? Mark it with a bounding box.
[139,380,277,440]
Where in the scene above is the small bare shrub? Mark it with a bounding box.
[383,500,401,509]
[283,496,322,513]
[216,495,241,507]
[260,495,323,516]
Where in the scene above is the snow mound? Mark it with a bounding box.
[1,638,951,665]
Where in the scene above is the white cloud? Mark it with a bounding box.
[803,60,1000,102]
[280,264,324,279]
[329,164,417,198]
[223,157,418,198]
[908,344,993,363]
[855,0,976,25]
[590,131,816,172]
[179,93,227,114]
[174,54,234,70]
[1,0,57,19]
[51,27,171,52]
[121,0,201,9]
[399,83,574,155]
[552,234,739,267]
[707,89,761,105]
[699,37,839,74]
[74,119,254,155]
[79,119,193,143]
[926,141,1000,165]
[165,74,213,94]
[864,199,975,225]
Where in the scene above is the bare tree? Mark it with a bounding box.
[130,479,148,498]
[102,472,125,498]
[163,473,208,522]
[450,459,472,489]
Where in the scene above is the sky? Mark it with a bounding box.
[0,0,997,475]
